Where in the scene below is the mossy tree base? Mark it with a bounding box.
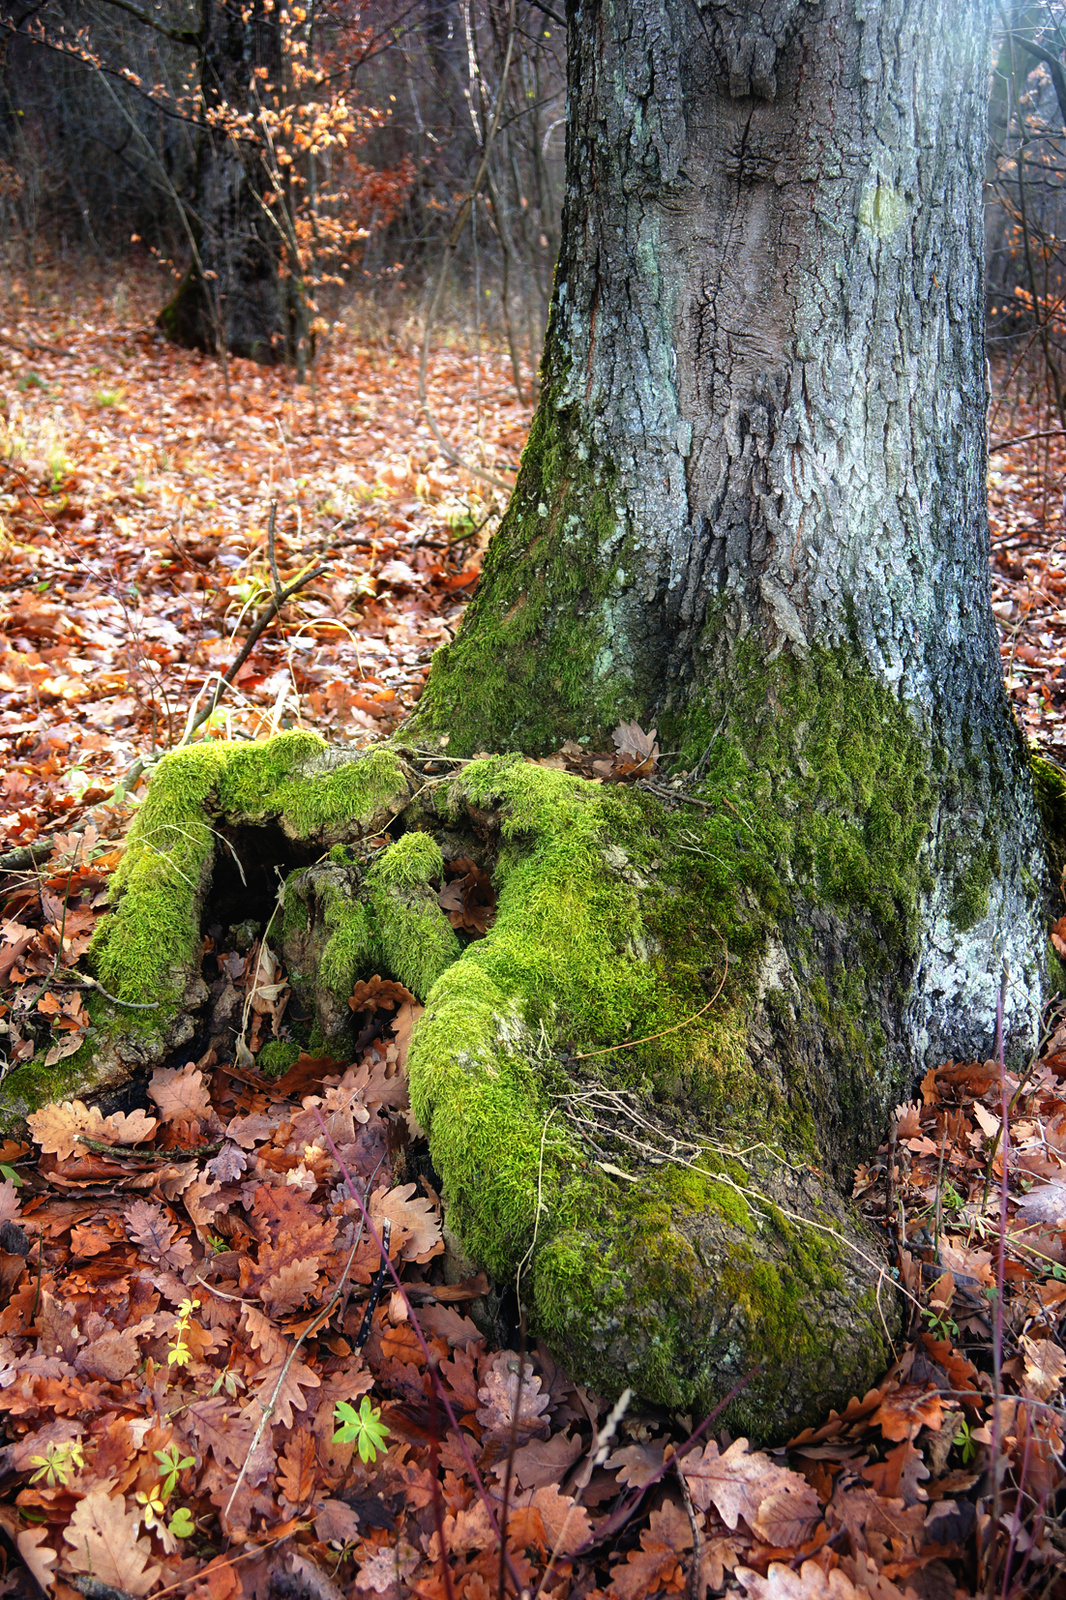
[0,720,961,1439]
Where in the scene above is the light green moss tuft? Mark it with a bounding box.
[362,832,460,1001]
[372,830,444,888]
[319,895,372,1000]
[89,740,228,1014]
[257,1039,302,1077]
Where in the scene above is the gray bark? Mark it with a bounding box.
[418,0,1048,1067]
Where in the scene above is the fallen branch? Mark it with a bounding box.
[183,560,328,745]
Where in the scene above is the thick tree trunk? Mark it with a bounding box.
[413,0,1047,1063]
[157,0,292,364]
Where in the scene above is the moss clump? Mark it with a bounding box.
[367,834,461,1000]
[319,896,372,1003]
[87,736,411,1042]
[217,734,407,837]
[89,740,228,1016]
[257,1039,302,1077]
[950,843,996,932]
[408,376,644,754]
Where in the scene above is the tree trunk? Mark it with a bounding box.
[26,0,1057,1440]
[157,0,292,365]
[413,0,1047,1064]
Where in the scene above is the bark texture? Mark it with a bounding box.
[415,0,1047,1062]
[157,0,291,364]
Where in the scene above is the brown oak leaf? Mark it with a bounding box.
[871,1384,945,1442]
[349,974,418,1014]
[278,1427,318,1508]
[492,1428,585,1491]
[62,1489,161,1596]
[391,1000,423,1077]
[605,1441,666,1488]
[124,1199,193,1271]
[1021,1333,1066,1399]
[17,1526,58,1593]
[27,1100,102,1161]
[476,1351,551,1445]
[261,1258,321,1314]
[860,1438,930,1504]
[607,1498,690,1599]
[251,1356,321,1429]
[683,1437,818,1535]
[370,1182,443,1263]
[149,1063,213,1123]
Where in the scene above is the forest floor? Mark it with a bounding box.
[0,268,1064,1600]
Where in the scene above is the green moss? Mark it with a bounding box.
[665,644,936,953]
[1031,751,1066,886]
[367,835,461,1001]
[409,378,643,754]
[950,843,995,932]
[216,734,407,834]
[319,895,372,1001]
[257,1039,302,1077]
[372,830,444,888]
[89,740,228,1015]
[86,736,411,1040]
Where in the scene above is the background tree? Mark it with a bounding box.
[0,0,565,370]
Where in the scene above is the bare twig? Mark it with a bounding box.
[989,428,1066,452]
[181,562,328,745]
[674,1456,703,1600]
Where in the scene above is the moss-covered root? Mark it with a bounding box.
[410,972,896,1442]
[535,1162,895,1441]
[11,735,412,1112]
[402,754,900,1438]
[281,831,462,1051]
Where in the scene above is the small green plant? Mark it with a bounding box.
[29,1439,85,1486]
[0,1162,23,1185]
[95,389,120,408]
[922,1306,959,1342]
[135,1443,196,1538]
[333,1395,390,1464]
[953,1416,977,1465]
[168,1507,196,1539]
[167,1297,200,1372]
[154,1443,195,1499]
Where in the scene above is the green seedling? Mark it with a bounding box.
[953,1415,977,1465]
[333,1395,390,1464]
[167,1297,200,1372]
[29,1439,84,1486]
[154,1443,195,1500]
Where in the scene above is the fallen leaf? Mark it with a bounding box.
[62,1489,161,1595]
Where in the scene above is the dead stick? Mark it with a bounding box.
[675,1457,703,1600]
[182,562,328,743]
